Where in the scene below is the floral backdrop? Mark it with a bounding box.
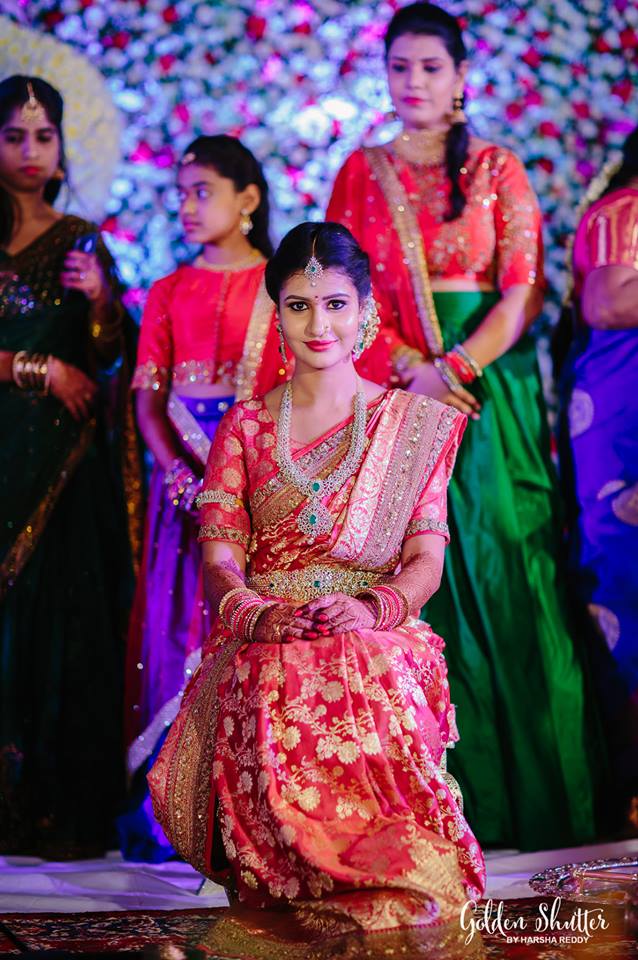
[1,0,636,326]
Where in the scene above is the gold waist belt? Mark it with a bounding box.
[247,565,385,602]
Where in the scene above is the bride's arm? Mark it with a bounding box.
[392,533,445,612]
[202,541,247,613]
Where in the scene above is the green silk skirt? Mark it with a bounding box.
[423,292,599,850]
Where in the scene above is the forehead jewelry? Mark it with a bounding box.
[21,82,46,124]
[181,152,196,165]
[304,238,324,287]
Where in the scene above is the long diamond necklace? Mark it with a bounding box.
[276,380,368,541]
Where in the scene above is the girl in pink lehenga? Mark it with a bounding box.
[149,222,485,955]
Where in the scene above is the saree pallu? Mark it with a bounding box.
[120,392,233,861]
[422,291,598,851]
[0,216,139,856]
[149,391,485,933]
[559,325,638,801]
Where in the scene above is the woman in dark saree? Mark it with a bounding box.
[0,75,141,857]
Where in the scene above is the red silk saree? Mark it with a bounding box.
[149,389,485,933]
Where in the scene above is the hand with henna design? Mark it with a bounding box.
[252,603,317,644]
[294,593,376,635]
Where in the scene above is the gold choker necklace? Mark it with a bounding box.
[392,128,448,167]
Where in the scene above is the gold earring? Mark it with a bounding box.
[240,210,253,236]
[52,166,65,181]
[353,294,380,359]
[276,322,287,363]
[451,93,467,125]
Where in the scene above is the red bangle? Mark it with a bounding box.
[443,350,475,385]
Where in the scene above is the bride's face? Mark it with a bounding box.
[279,267,364,371]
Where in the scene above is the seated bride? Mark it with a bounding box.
[149,221,485,947]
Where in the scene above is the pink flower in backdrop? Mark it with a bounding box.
[8,0,635,330]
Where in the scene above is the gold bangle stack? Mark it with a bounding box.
[356,584,410,630]
[12,351,52,395]
[218,586,277,642]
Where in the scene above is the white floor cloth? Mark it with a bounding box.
[0,839,636,913]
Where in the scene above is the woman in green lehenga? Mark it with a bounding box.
[328,3,603,850]
[0,76,140,856]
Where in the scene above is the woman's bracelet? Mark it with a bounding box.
[433,356,462,393]
[356,584,410,630]
[12,351,52,395]
[218,587,277,642]
[444,344,483,385]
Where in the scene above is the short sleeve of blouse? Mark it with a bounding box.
[493,149,545,291]
[403,407,466,545]
[582,194,638,273]
[131,274,176,390]
[197,404,251,549]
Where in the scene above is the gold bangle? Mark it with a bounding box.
[12,350,28,388]
[218,586,259,626]
[247,600,278,642]
[12,351,49,394]
[219,587,248,623]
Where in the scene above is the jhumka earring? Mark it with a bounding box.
[239,210,253,236]
[353,319,368,361]
[304,238,324,287]
[451,92,467,125]
[276,322,287,363]
[353,294,380,360]
[21,81,46,124]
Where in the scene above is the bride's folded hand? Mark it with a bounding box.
[295,593,376,635]
[252,603,315,644]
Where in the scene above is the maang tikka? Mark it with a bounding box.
[304,237,324,287]
[21,82,46,124]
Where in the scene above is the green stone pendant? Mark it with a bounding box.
[298,498,333,541]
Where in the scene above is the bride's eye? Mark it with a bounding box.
[288,301,308,312]
[327,299,347,310]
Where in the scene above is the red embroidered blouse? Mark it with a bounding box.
[327,137,544,375]
[132,259,284,397]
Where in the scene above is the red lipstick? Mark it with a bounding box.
[20,165,41,176]
[402,96,426,105]
[305,340,337,352]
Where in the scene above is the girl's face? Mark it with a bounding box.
[387,33,466,131]
[0,106,61,194]
[177,162,258,246]
[279,267,364,371]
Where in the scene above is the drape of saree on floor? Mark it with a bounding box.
[149,389,485,930]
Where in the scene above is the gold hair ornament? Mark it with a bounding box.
[21,81,46,125]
